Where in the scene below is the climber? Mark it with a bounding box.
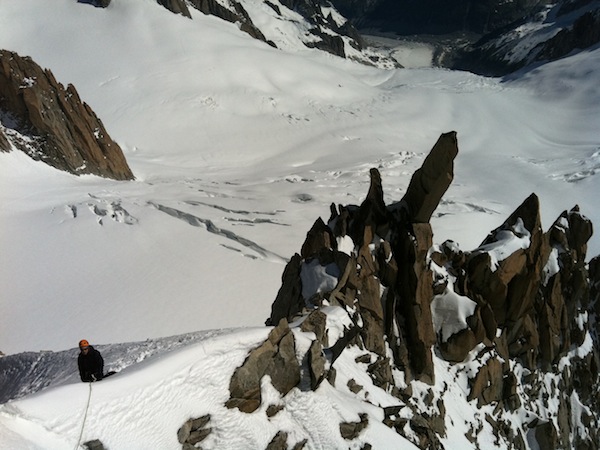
[77,339,104,382]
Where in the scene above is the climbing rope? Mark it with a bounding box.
[74,382,93,450]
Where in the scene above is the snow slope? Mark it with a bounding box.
[0,0,599,447]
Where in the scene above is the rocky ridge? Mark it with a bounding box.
[0,49,133,180]
[211,132,600,449]
[454,0,600,76]
[332,0,548,36]
[80,0,398,68]
[330,0,600,76]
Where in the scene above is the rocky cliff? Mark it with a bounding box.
[330,0,600,76]
[0,50,134,180]
[218,132,599,449]
[454,0,600,76]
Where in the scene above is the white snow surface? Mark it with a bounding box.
[431,290,477,342]
[472,217,532,271]
[0,0,599,448]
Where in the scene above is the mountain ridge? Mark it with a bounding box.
[0,1,599,448]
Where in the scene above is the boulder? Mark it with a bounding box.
[83,440,105,450]
[467,354,504,406]
[301,217,336,258]
[350,168,389,246]
[340,413,369,440]
[393,222,437,383]
[467,193,546,325]
[177,415,211,447]
[307,340,326,389]
[299,309,328,346]
[227,319,300,413]
[534,420,560,450]
[266,431,288,450]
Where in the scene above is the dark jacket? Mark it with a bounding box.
[78,346,104,382]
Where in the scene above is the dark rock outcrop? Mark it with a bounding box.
[83,440,105,450]
[157,0,192,18]
[454,0,600,76]
[77,0,112,7]
[339,413,369,440]
[0,50,134,180]
[226,319,300,413]
[177,415,211,449]
[188,0,275,47]
[267,254,305,326]
[536,9,600,61]
[332,0,547,36]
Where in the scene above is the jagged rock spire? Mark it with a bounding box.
[229,133,598,449]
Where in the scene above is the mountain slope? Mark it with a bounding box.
[0,0,599,448]
[0,0,599,355]
[455,0,600,75]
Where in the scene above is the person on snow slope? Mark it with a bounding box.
[77,339,104,382]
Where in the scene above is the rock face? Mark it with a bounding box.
[331,0,546,35]
[157,0,192,18]
[221,132,599,448]
[226,319,301,413]
[188,0,273,47]
[177,415,211,448]
[331,0,600,76]
[536,8,600,61]
[79,0,191,17]
[267,132,459,384]
[153,0,397,67]
[82,440,105,450]
[454,0,600,76]
[0,50,134,180]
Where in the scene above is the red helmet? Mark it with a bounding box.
[79,339,90,348]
